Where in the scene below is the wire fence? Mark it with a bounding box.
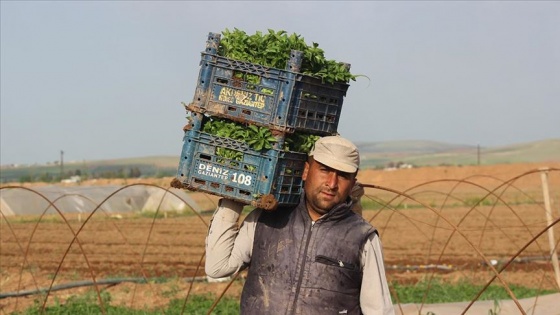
[1,167,559,314]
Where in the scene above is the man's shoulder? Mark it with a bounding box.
[257,204,298,219]
[348,212,378,235]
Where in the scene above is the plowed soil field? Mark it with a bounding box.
[1,162,559,313]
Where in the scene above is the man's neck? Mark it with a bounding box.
[308,210,323,222]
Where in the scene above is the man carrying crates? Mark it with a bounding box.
[205,135,394,315]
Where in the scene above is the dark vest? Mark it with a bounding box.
[240,196,377,315]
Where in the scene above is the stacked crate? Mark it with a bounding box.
[170,32,350,210]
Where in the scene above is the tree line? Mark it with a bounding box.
[13,166,177,184]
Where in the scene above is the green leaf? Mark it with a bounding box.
[218,28,356,84]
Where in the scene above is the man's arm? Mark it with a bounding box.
[205,198,259,278]
[360,233,395,315]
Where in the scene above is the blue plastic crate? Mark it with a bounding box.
[171,128,307,210]
[185,32,350,135]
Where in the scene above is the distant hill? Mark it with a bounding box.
[358,138,560,168]
[357,140,475,154]
[2,139,558,183]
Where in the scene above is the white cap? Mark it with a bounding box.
[309,136,360,173]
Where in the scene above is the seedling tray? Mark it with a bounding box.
[186,32,349,135]
[171,129,307,210]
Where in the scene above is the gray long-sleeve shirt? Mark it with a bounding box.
[205,198,395,315]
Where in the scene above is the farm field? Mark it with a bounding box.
[1,162,559,313]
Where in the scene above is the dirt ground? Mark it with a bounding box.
[1,162,559,313]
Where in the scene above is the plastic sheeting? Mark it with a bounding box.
[0,185,201,216]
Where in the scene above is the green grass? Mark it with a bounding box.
[13,279,557,314]
[359,194,539,212]
[392,278,556,304]
[14,291,239,315]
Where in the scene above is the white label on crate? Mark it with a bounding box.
[218,87,266,109]
[197,163,229,180]
[231,173,252,186]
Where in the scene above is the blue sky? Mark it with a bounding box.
[1,1,559,165]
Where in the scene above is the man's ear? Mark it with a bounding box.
[302,161,310,181]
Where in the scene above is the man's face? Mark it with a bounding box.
[302,158,357,219]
